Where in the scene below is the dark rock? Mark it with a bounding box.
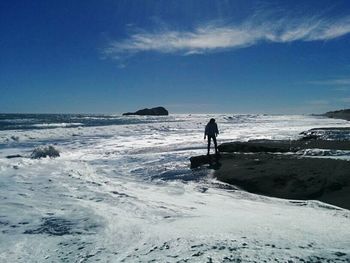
[217,139,350,153]
[213,152,350,209]
[299,130,321,140]
[218,140,292,153]
[30,145,60,159]
[11,136,19,141]
[300,127,350,141]
[6,154,23,159]
[122,106,169,116]
[323,108,350,121]
[190,138,350,209]
[334,251,347,257]
[190,154,222,169]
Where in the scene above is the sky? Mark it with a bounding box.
[1,0,350,114]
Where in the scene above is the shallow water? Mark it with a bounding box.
[1,114,350,262]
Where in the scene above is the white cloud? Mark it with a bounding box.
[308,78,350,86]
[104,15,350,58]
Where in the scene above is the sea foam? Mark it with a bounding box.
[0,114,350,262]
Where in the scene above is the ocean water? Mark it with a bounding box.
[0,113,350,262]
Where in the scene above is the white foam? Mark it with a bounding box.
[31,122,83,128]
[0,114,350,262]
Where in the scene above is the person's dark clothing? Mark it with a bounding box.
[205,122,219,137]
[207,135,217,155]
[205,122,219,155]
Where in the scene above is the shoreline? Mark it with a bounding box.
[190,128,350,210]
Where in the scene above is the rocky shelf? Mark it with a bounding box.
[190,135,350,210]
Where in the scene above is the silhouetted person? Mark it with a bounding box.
[204,118,219,155]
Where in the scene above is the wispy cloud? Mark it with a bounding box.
[339,97,350,103]
[307,99,330,106]
[334,87,350,92]
[308,78,350,86]
[104,15,350,58]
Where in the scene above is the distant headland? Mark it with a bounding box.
[122,106,169,116]
[323,109,350,121]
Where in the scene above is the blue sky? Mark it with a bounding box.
[1,0,350,114]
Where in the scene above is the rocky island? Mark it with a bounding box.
[123,106,169,116]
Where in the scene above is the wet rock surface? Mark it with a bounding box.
[218,138,350,153]
[191,130,350,210]
[30,145,60,159]
[213,153,350,209]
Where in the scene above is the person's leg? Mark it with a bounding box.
[213,136,218,154]
[207,136,211,155]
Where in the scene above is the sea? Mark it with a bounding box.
[0,113,350,262]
